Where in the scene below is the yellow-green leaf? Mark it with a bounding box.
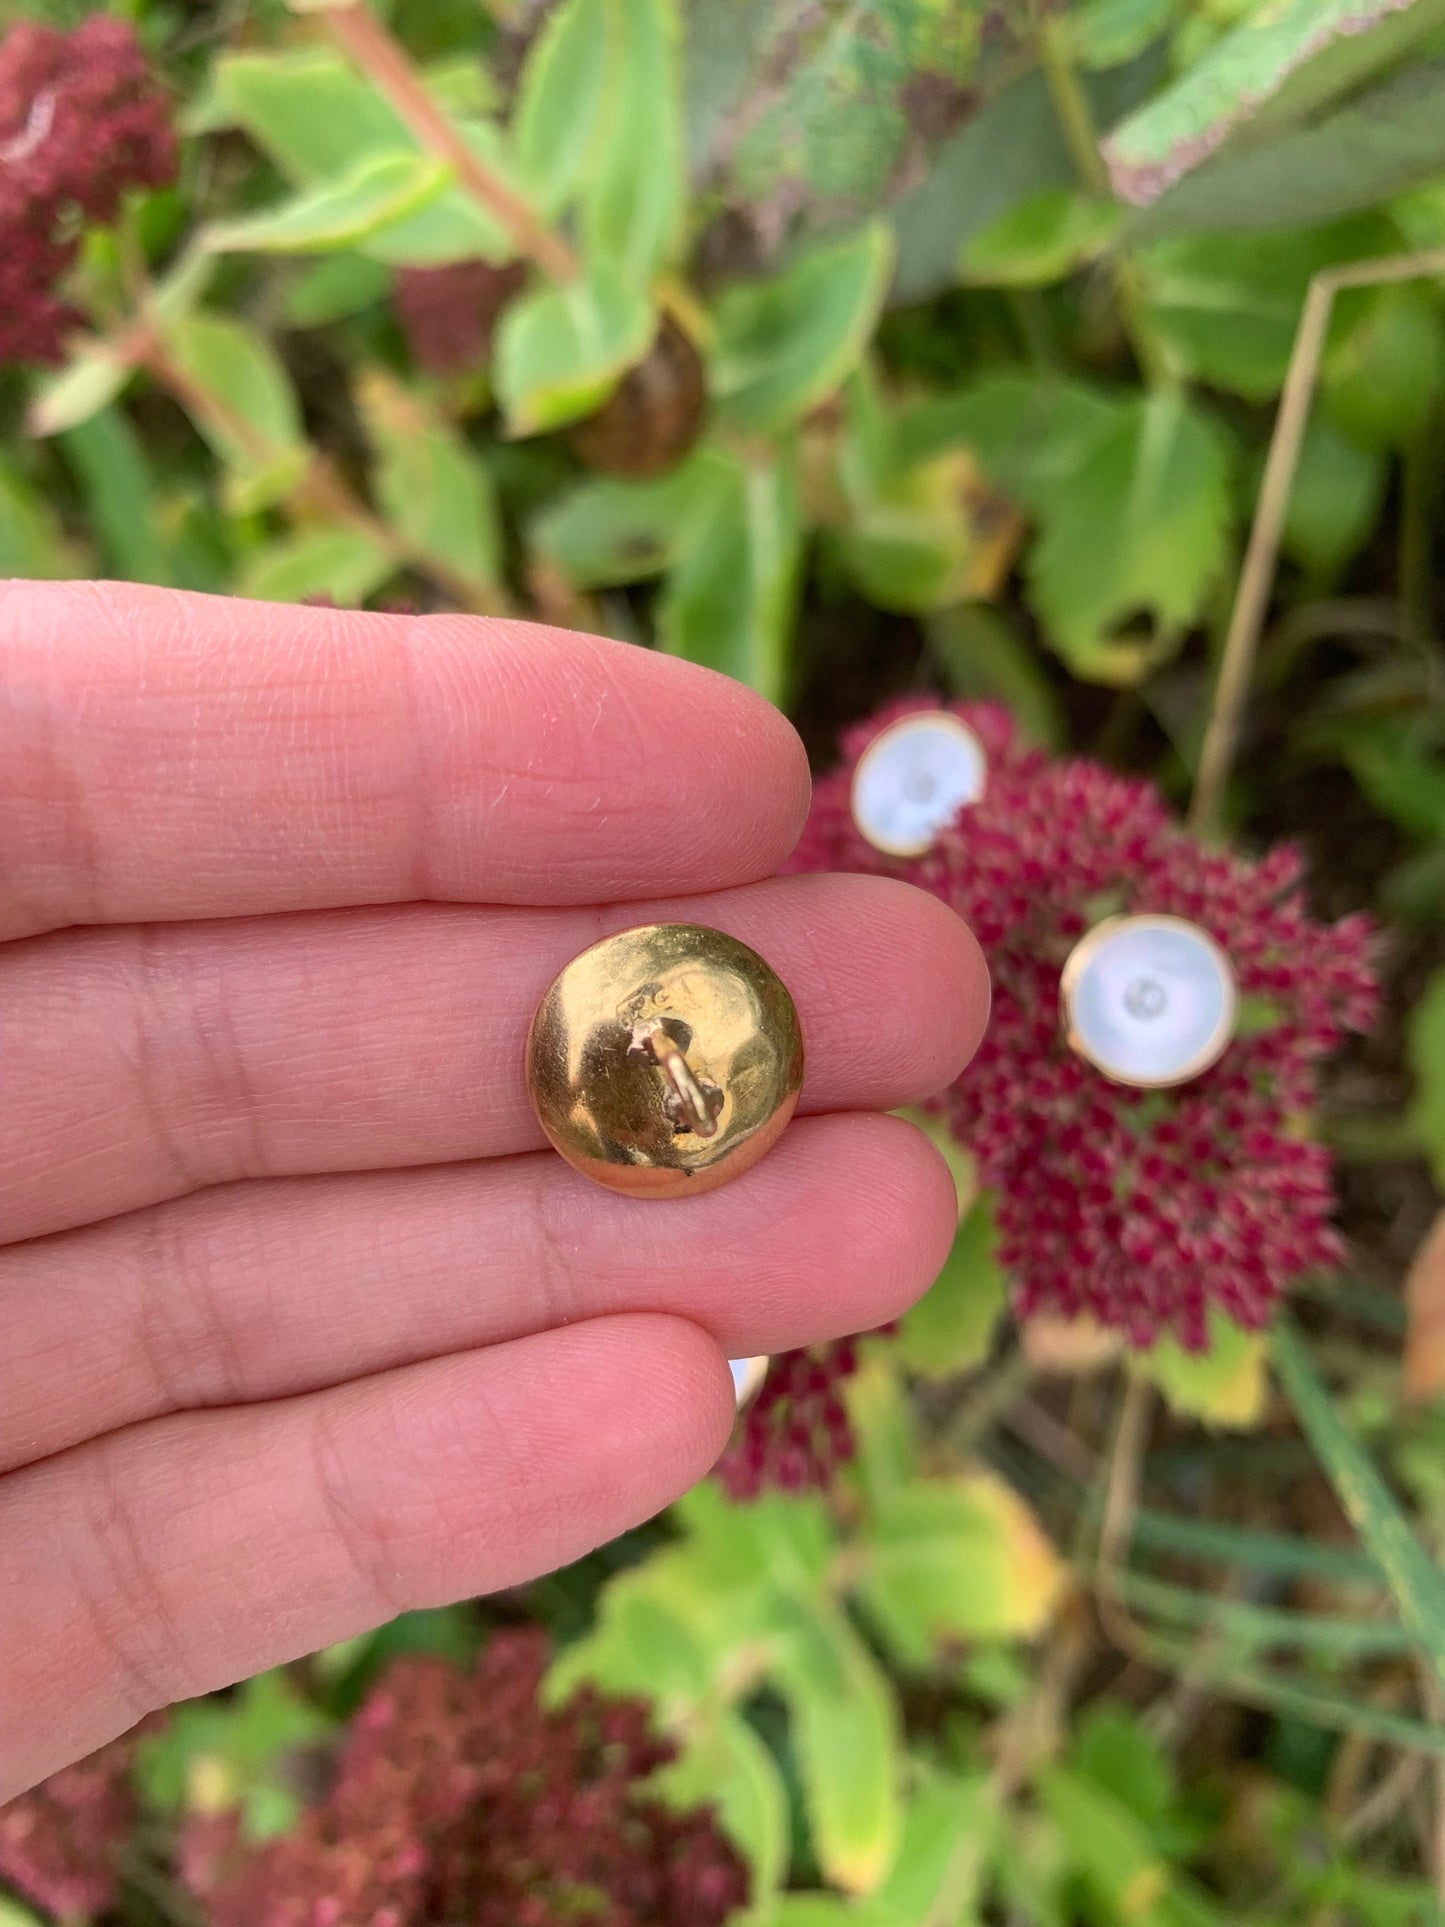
[512,0,610,213]
[658,443,802,704]
[961,187,1120,288]
[895,1199,1007,1379]
[770,1596,903,1894]
[204,153,452,256]
[238,526,394,607]
[359,367,501,589]
[1135,1309,1267,1429]
[656,1711,790,1901]
[495,264,655,435]
[856,1473,1067,1666]
[162,310,308,513]
[711,223,895,437]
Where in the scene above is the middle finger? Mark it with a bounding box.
[1,873,987,1244]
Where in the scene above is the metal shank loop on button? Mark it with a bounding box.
[526,923,805,1199]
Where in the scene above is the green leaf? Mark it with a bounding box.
[0,1899,46,1927]
[895,1199,1008,1379]
[162,310,308,513]
[494,263,655,435]
[0,459,83,578]
[512,0,610,214]
[711,223,895,437]
[580,0,685,284]
[212,51,517,266]
[1340,721,1445,841]
[961,188,1121,288]
[1408,970,1445,1185]
[926,604,1066,751]
[1323,284,1445,450]
[1037,1766,1175,1923]
[204,153,453,256]
[873,1771,996,1925]
[1127,57,1445,237]
[1105,0,1445,207]
[1137,220,1384,401]
[656,1712,790,1901]
[239,527,395,606]
[1135,1309,1267,1429]
[359,367,501,589]
[770,1596,903,1894]
[910,374,1123,515]
[213,50,412,182]
[1071,1706,1174,1828]
[59,408,174,584]
[1026,390,1232,683]
[135,1669,333,1840]
[362,124,522,268]
[1281,414,1388,574]
[1273,1320,1445,1696]
[856,1474,1066,1667]
[27,345,132,439]
[657,444,802,705]
[546,1581,714,1715]
[531,454,707,587]
[284,252,393,329]
[1065,0,1177,71]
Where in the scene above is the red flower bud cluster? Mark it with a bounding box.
[718,1339,859,1500]
[0,1721,152,1919]
[788,698,1376,1350]
[393,259,528,376]
[0,16,176,366]
[183,1631,748,1927]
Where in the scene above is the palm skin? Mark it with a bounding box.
[0,581,988,1798]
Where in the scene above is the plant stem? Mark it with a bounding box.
[1401,418,1439,655]
[1189,246,1445,836]
[1031,5,1170,389]
[314,0,581,284]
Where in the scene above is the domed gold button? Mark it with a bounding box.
[525,923,805,1198]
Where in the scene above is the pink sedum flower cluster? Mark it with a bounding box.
[0,16,176,366]
[0,1721,152,1919]
[718,1339,860,1499]
[182,1631,748,1927]
[788,698,1377,1352]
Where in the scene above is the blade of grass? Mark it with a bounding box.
[1132,1622,1445,1759]
[1121,1508,1381,1587]
[1114,1569,1412,1659]
[1274,1319,1445,1695]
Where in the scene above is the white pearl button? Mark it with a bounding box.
[850,712,987,856]
[1060,914,1237,1087]
[729,1356,769,1406]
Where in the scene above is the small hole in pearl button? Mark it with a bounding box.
[1061,914,1237,1088]
[851,712,987,857]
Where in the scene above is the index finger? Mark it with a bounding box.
[0,581,812,940]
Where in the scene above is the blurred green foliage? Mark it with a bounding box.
[5,0,1445,1920]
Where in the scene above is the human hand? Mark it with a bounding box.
[0,582,988,1797]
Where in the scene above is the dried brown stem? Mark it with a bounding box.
[1190,246,1445,836]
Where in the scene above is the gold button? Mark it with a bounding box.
[525,923,805,1198]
